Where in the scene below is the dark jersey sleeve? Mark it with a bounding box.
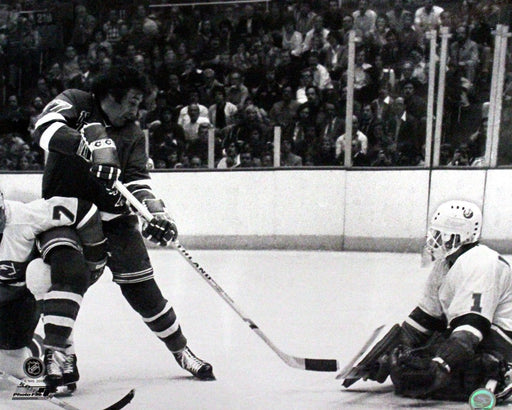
[116,123,157,204]
[34,90,126,215]
[32,90,90,156]
[120,122,150,185]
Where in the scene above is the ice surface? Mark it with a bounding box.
[0,250,481,409]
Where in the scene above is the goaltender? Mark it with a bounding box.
[342,200,512,402]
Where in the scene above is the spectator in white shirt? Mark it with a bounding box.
[335,115,369,158]
[178,90,209,127]
[281,15,303,56]
[353,0,377,34]
[182,103,211,141]
[208,86,238,129]
[414,0,444,36]
[308,51,333,91]
[301,15,330,55]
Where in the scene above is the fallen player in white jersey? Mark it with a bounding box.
[0,189,107,394]
[342,200,512,402]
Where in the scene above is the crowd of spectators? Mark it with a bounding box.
[0,0,511,170]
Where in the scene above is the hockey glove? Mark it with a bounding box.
[389,345,450,398]
[78,123,121,191]
[433,331,478,372]
[141,198,178,246]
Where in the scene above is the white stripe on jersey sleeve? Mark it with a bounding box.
[35,112,66,128]
[404,316,430,334]
[40,122,66,152]
[452,325,483,341]
[76,203,98,230]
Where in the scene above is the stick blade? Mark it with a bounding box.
[103,389,135,410]
[304,358,339,372]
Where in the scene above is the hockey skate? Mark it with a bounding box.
[173,347,215,380]
[59,354,79,395]
[44,349,66,392]
[44,349,79,395]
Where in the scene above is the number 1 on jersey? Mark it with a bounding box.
[471,293,482,313]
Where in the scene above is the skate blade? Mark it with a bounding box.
[198,371,216,381]
[54,383,77,397]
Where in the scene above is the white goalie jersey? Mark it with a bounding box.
[418,244,512,358]
[0,197,98,287]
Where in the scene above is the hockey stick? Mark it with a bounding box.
[115,181,339,372]
[103,388,135,410]
[0,370,135,410]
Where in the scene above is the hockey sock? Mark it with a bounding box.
[64,332,75,355]
[43,248,88,351]
[119,279,187,351]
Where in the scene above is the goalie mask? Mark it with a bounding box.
[423,200,482,262]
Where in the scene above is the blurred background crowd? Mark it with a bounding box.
[0,0,511,170]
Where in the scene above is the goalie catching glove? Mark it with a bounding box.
[141,198,178,246]
[389,332,510,402]
[77,122,121,190]
[389,344,451,399]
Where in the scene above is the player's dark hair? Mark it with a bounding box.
[92,65,149,103]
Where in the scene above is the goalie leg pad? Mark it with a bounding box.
[343,324,402,387]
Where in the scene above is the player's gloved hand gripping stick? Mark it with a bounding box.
[77,123,121,190]
[140,198,178,246]
[114,180,340,372]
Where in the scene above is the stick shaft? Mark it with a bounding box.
[114,181,338,372]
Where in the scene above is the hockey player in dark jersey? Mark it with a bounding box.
[32,64,215,380]
[0,190,107,394]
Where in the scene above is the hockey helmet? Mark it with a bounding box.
[424,200,482,261]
